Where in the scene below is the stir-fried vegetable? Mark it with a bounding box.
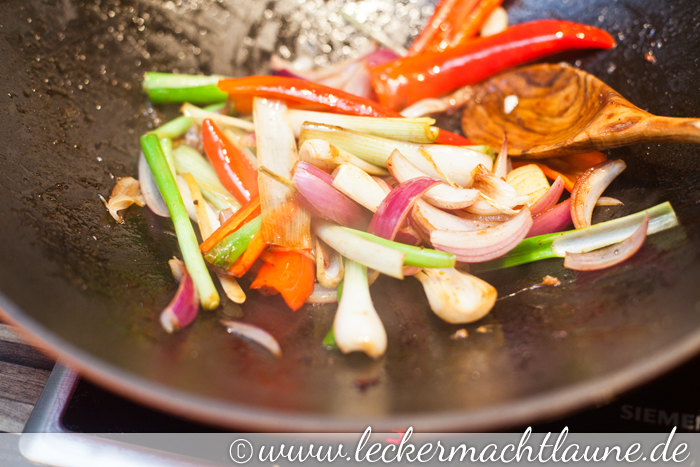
[140,134,220,310]
[110,5,685,359]
[371,20,616,110]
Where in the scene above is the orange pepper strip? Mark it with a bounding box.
[228,230,267,278]
[199,196,261,253]
[512,152,607,192]
[250,250,315,311]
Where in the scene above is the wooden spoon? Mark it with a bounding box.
[461,63,700,158]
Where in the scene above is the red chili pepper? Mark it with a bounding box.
[201,119,259,205]
[448,0,503,49]
[407,0,481,55]
[218,76,398,118]
[371,20,616,111]
[218,75,473,146]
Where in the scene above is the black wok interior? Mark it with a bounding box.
[1,0,699,431]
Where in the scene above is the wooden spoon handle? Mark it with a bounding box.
[641,116,700,145]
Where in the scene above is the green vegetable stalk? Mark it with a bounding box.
[205,215,262,270]
[149,103,225,139]
[140,133,220,309]
[342,227,456,268]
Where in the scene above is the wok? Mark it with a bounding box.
[1,0,700,432]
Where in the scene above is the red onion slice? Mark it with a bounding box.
[431,207,533,262]
[527,199,573,238]
[368,177,441,240]
[387,150,479,210]
[571,160,627,228]
[220,320,282,357]
[411,199,497,237]
[160,260,199,333]
[564,213,649,271]
[293,161,369,229]
[530,176,565,215]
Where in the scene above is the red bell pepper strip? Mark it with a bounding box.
[228,229,267,277]
[201,119,259,205]
[250,249,315,311]
[218,75,473,146]
[371,20,616,111]
[200,196,261,253]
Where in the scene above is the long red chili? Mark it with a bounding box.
[201,119,259,205]
[217,75,473,146]
[371,20,616,111]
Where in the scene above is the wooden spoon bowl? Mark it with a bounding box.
[461,63,700,158]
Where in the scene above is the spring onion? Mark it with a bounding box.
[298,122,492,187]
[342,227,456,268]
[140,133,219,310]
[333,259,387,358]
[287,109,439,143]
[313,219,406,279]
[148,102,225,139]
[477,201,679,270]
[205,215,262,270]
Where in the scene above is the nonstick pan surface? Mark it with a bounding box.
[1,0,700,431]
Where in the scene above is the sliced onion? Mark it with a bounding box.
[431,207,533,262]
[597,196,624,206]
[492,136,509,180]
[455,210,513,224]
[571,159,627,228]
[368,177,441,240]
[411,199,496,238]
[220,320,282,357]
[387,150,479,209]
[313,219,406,279]
[138,153,169,217]
[506,164,551,206]
[293,161,369,229]
[372,176,393,195]
[331,163,389,212]
[468,167,529,216]
[527,199,572,238]
[160,259,199,333]
[305,283,338,304]
[341,62,373,99]
[394,225,422,246]
[402,265,423,276]
[315,238,344,289]
[415,268,497,324]
[400,98,450,118]
[104,177,145,224]
[530,176,565,215]
[564,213,648,271]
[217,275,246,304]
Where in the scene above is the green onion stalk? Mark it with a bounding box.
[204,215,262,270]
[142,72,229,104]
[148,102,226,139]
[475,201,679,271]
[140,133,220,309]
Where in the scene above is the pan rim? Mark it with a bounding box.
[3,291,700,433]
